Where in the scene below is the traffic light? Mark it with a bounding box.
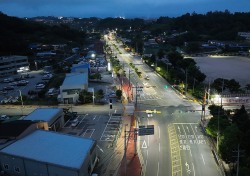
[165,85,168,89]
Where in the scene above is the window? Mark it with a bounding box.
[3,164,9,170]
[14,166,20,173]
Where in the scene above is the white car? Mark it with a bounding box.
[71,119,79,127]
[147,113,153,117]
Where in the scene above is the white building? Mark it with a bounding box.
[58,73,88,104]
[0,56,29,77]
[0,130,98,176]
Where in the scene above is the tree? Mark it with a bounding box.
[232,105,250,133]
[95,89,104,102]
[78,90,92,104]
[219,124,242,163]
[226,79,241,93]
[212,78,225,93]
[116,90,122,100]
[167,51,183,67]
[206,114,230,138]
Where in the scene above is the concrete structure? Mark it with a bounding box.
[0,56,29,77]
[0,130,98,176]
[23,108,64,131]
[58,73,88,104]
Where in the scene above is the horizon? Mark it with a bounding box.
[0,0,250,19]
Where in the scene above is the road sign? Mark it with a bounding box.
[138,125,154,136]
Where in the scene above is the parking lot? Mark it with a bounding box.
[61,113,122,142]
[0,70,56,104]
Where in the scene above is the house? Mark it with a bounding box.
[23,108,64,131]
[0,130,98,176]
[58,73,88,104]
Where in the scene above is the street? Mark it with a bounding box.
[109,38,223,176]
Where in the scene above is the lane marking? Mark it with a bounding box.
[157,162,160,176]
[192,162,196,176]
[96,145,104,153]
[201,154,206,165]
[158,126,160,139]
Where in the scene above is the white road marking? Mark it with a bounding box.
[157,162,160,176]
[142,140,147,149]
[192,162,196,176]
[201,154,206,165]
[96,145,104,153]
[158,126,160,139]
[178,126,181,133]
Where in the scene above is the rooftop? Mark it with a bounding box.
[62,73,88,86]
[24,108,63,122]
[0,130,95,169]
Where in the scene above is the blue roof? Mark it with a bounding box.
[24,108,63,122]
[71,63,90,73]
[1,130,95,169]
[63,73,88,86]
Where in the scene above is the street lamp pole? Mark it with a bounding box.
[18,90,24,115]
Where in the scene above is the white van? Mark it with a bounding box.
[48,88,57,96]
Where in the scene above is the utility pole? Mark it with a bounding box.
[185,68,188,95]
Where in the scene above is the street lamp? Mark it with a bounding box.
[18,90,23,107]
[18,90,24,115]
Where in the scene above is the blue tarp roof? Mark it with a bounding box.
[24,108,63,122]
[1,130,95,169]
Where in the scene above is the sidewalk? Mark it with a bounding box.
[118,116,142,176]
[103,114,141,176]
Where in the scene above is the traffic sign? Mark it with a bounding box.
[138,125,154,136]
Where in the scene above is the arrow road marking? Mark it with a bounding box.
[178,126,181,133]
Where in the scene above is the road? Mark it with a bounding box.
[108,37,223,176]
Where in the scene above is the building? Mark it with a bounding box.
[238,32,250,40]
[58,73,88,104]
[0,56,29,77]
[71,63,90,73]
[0,130,98,176]
[23,108,64,131]
[0,120,37,150]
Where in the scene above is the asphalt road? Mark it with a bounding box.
[110,39,223,176]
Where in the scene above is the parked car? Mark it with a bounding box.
[17,80,29,86]
[1,96,13,104]
[0,115,9,120]
[3,78,14,83]
[36,84,45,89]
[10,96,19,103]
[0,89,7,95]
[4,86,14,90]
[9,81,18,86]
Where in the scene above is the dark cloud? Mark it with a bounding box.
[0,0,249,18]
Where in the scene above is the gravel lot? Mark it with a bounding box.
[192,56,250,86]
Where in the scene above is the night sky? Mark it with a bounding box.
[0,0,249,18]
